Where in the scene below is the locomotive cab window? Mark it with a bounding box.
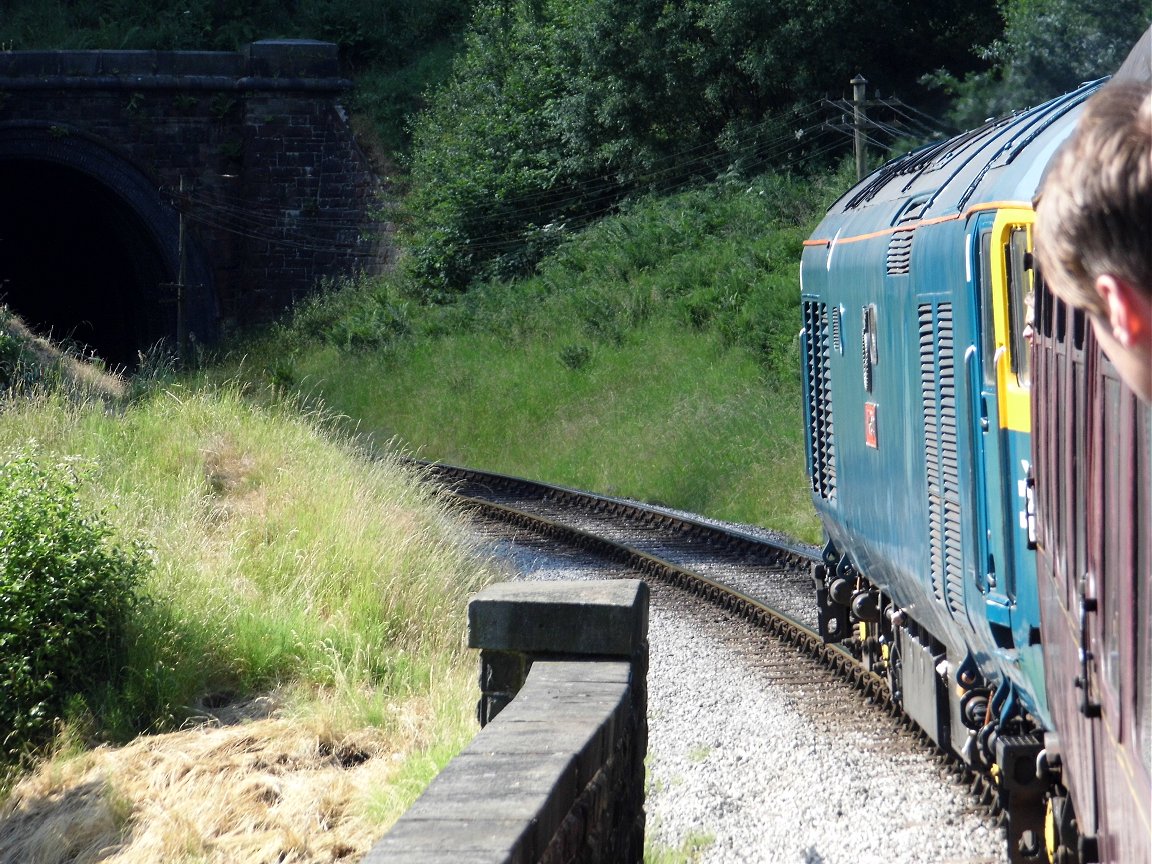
[978,229,996,385]
[982,210,1034,427]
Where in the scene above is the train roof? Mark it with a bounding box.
[811,28,1150,243]
[811,81,1102,242]
[1114,25,1151,84]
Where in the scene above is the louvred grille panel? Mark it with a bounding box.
[921,303,962,613]
[804,301,836,501]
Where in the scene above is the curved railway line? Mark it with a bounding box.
[420,462,1012,859]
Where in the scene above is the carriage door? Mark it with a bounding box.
[966,210,1033,641]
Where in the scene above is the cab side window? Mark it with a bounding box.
[978,229,996,386]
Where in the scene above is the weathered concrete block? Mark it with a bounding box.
[154,51,244,78]
[364,660,634,864]
[365,581,648,864]
[365,817,533,864]
[469,579,649,657]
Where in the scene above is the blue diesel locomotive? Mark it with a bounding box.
[800,62,1150,864]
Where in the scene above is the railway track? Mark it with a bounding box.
[419,461,1010,861]
[422,461,883,697]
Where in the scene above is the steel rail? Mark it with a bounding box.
[420,461,888,703]
[421,461,1006,829]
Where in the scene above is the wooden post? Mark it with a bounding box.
[852,74,868,181]
[176,175,188,365]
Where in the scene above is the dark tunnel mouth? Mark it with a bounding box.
[0,125,216,371]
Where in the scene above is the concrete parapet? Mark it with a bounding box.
[364,579,649,864]
[471,579,649,725]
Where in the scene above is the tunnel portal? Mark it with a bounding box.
[0,157,178,370]
[0,41,387,370]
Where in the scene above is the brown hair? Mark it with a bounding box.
[1034,81,1152,318]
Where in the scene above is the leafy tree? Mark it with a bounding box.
[927,0,1148,125]
[404,0,1001,291]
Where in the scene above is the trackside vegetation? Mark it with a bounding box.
[0,332,501,858]
[225,169,851,542]
[0,449,148,761]
[401,0,1002,290]
[207,164,846,864]
[0,167,840,861]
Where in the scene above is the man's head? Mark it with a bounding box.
[1034,81,1152,401]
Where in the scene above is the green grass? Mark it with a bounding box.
[0,383,497,751]
[645,830,715,863]
[280,321,815,537]
[0,167,843,842]
[226,171,849,543]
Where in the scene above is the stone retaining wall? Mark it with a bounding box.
[364,579,649,864]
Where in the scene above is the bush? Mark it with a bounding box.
[0,448,150,760]
[926,0,1148,125]
[403,0,1001,291]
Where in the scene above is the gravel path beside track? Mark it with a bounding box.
[476,531,1009,864]
[645,589,1007,864]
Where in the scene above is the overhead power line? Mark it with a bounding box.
[164,91,950,257]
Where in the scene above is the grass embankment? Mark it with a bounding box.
[231,171,850,544]
[0,168,842,863]
[0,324,500,861]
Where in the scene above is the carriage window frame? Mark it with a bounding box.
[1073,366,1088,611]
[1100,378,1124,721]
[1136,412,1151,771]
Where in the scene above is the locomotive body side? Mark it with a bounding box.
[801,82,1103,860]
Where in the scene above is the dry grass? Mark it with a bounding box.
[0,311,127,402]
[0,316,497,862]
[0,706,414,863]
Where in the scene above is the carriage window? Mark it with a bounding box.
[1005,227,1033,386]
[1140,575,1152,771]
[1073,368,1088,608]
[1035,276,1054,340]
[1100,379,1124,715]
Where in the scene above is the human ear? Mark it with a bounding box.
[1094,273,1150,348]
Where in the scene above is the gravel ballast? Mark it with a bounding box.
[477,532,1009,864]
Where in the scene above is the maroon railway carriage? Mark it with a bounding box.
[1031,281,1151,863]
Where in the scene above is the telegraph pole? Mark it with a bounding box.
[160,176,192,366]
[852,74,868,181]
[176,175,188,364]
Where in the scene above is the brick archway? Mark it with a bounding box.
[0,41,387,364]
[0,124,216,367]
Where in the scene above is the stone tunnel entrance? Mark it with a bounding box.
[0,129,216,370]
